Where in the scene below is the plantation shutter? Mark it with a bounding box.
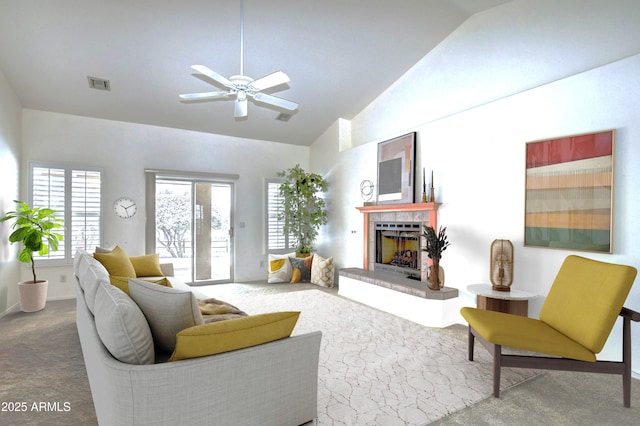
[267,181,286,249]
[31,166,66,260]
[71,170,102,252]
[30,163,102,262]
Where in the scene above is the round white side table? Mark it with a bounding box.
[467,284,536,317]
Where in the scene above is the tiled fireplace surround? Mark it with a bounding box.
[361,203,438,282]
[338,203,459,327]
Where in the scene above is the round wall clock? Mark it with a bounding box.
[113,197,137,219]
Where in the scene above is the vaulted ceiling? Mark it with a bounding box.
[0,0,509,145]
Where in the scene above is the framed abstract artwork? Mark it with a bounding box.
[524,130,615,253]
[377,132,415,204]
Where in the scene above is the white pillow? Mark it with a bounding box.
[267,252,295,283]
[311,254,335,288]
[73,249,91,279]
[94,282,155,365]
[128,278,204,352]
[77,254,110,314]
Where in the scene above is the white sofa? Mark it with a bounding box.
[73,250,322,426]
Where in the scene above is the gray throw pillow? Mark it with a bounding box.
[94,282,155,365]
[289,256,312,283]
[128,278,204,352]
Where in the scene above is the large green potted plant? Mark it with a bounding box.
[277,165,328,256]
[0,200,64,312]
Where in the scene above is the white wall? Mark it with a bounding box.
[312,0,640,372]
[20,109,309,298]
[351,0,640,146]
[309,118,369,272]
[0,70,22,316]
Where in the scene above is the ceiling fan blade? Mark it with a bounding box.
[235,98,248,118]
[250,71,290,91]
[179,91,230,101]
[191,65,234,88]
[252,92,298,111]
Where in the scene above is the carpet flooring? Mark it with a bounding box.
[0,298,96,426]
[199,285,537,425]
[1,283,639,425]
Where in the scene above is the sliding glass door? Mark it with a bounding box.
[154,178,234,284]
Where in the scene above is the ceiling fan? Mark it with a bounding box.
[179,0,298,118]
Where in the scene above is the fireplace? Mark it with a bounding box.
[375,222,421,279]
[356,202,439,283]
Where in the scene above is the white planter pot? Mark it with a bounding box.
[18,280,48,312]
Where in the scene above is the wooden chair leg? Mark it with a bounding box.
[623,316,631,408]
[468,327,475,361]
[492,344,502,398]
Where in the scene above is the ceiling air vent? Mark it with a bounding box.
[276,113,292,122]
[87,76,110,91]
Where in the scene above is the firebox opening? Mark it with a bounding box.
[375,222,421,279]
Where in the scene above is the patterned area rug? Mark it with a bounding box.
[201,286,539,425]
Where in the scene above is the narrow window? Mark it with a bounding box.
[266,180,296,251]
[29,163,102,262]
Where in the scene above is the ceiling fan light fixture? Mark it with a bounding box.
[235,98,248,118]
[178,0,298,118]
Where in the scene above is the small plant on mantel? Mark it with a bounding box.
[422,225,450,290]
[277,165,328,256]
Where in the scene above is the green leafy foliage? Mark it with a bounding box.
[277,165,328,254]
[422,225,450,261]
[0,200,64,283]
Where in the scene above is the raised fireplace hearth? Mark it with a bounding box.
[339,202,458,328]
[338,267,459,327]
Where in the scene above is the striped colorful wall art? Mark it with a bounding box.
[524,130,614,253]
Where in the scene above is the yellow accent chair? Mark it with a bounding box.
[461,255,639,407]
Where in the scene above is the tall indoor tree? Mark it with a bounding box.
[277,165,328,255]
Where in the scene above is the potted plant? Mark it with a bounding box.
[277,165,328,256]
[0,200,64,312]
[422,225,450,290]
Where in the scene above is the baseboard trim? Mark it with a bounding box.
[0,303,19,320]
[0,295,75,320]
[47,295,76,302]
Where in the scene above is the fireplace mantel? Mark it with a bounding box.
[356,202,440,274]
[356,202,441,214]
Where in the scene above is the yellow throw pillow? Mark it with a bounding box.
[109,276,172,295]
[129,253,164,277]
[169,311,300,361]
[93,245,136,277]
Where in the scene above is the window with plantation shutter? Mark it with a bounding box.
[71,170,102,253]
[31,166,66,260]
[266,180,296,251]
[29,163,102,263]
